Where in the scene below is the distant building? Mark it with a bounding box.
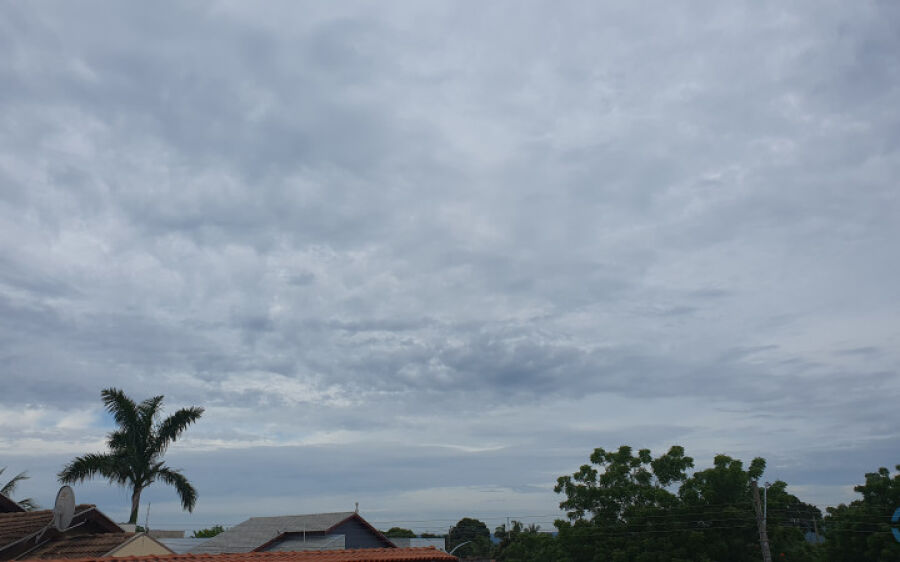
[145,531,184,539]
[190,512,394,554]
[387,539,445,552]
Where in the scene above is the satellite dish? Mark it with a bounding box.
[52,486,75,531]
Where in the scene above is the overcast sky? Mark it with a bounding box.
[1,0,899,534]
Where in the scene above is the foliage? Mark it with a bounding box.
[552,445,825,562]
[448,517,492,557]
[493,520,562,561]
[58,388,204,523]
[823,464,900,561]
[555,445,693,523]
[193,524,226,538]
[758,480,823,561]
[495,531,564,561]
[553,445,695,560]
[383,527,416,538]
[1,466,38,511]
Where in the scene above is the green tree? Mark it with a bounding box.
[192,525,225,538]
[673,454,765,560]
[554,445,695,561]
[448,517,492,557]
[383,527,416,538]
[493,521,558,561]
[496,532,564,562]
[553,445,822,562]
[759,480,823,560]
[58,388,204,524]
[679,456,823,561]
[1,466,38,511]
[824,464,900,561]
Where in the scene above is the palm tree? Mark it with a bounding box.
[1,466,37,510]
[58,388,204,524]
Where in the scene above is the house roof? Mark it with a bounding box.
[19,533,139,559]
[0,510,55,546]
[20,547,457,562]
[0,506,94,546]
[0,495,26,514]
[156,540,209,556]
[0,505,124,560]
[191,513,389,554]
[260,536,343,553]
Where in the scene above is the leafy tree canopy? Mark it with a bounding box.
[553,445,824,562]
[193,525,225,538]
[493,520,548,560]
[383,527,416,538]
[448,517,492,557]
[554,445,694,524]
[824,464,900,561]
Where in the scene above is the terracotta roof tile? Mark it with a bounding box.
[23,533,137,559]
[21,547,457,562]
[0,505,97,547]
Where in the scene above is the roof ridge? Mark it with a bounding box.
[248,512,355,519]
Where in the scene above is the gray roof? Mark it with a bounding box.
[158,538,210,554]
[262,534,345,552]
[189,512,357,554]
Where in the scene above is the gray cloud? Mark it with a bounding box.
[1,0,898,529]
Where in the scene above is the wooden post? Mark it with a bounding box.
[751,481,773,562]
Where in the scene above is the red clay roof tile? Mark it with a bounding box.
[23,533,138,559]
[0,505,97,547]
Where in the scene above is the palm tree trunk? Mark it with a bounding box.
[129,487,142,525]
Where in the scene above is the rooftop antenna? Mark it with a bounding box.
[52,486,76,531]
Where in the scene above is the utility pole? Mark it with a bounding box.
[751,481,773,562]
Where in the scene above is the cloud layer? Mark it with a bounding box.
[1,0,898,531]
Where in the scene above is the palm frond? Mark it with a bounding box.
[58,453,128,486]
[138,396,164,419]
[154,466,197,512]
[1,468,39,511]
[138,395,164,454]
[107,430,129,452]
[1,468,28,497]
[17,497,39,511]
[101,388,139,431]
[153,406,204,454]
